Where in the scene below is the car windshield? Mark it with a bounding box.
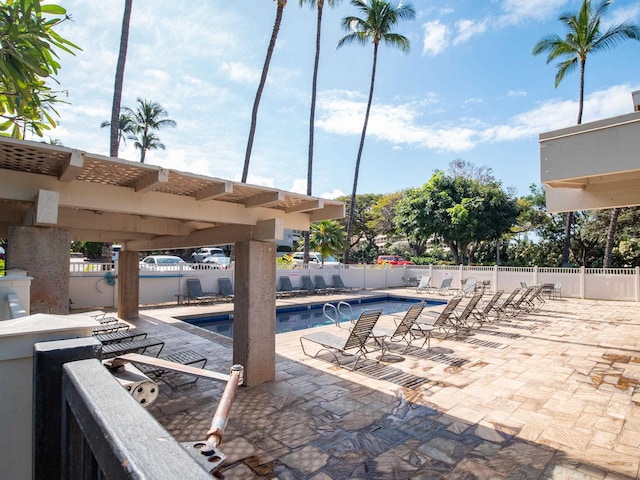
[157,258,181,264]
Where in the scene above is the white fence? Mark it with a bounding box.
[68,263,640,310]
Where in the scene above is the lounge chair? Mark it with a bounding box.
[314,275,337,293]
[278,276,303,297]
[429,277,453,295]
[217,278,234,302]
[300,275,318,295]
[414,276,431,293]
[402,276,418,290]
[185,278,217,304]
[418,296,462,339]
[134,350,208,388]
[373,302,430,353]
[331,275,358,292]
[506,286,535,316]
[456,278,477,297]
[552,282,563,299]
[475,290,504,323]
[453,293,484,332]
[300,309,385,370]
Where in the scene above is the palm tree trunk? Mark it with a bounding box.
[343,41,378,264]
[109,0,132,158]
[241,0,286,183]
[562,59,586,266]
[304,0,323,265]
[603,207,621,268]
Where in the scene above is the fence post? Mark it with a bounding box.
[429,264,433,279]
[458,264,464,288]
[580,266,585,299]
[636,267,639,302]
[493,265,498,292]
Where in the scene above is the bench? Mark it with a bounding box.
[95,330,148,344]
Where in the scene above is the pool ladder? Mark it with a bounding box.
[322,301,354,328]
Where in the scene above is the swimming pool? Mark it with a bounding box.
[184,296,445,338]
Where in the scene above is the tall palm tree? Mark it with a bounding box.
[124,98,177,163]
[308,220,346,267]
[109,0,133,158]
[533,0,639,267]
[299,0,342,264]
[241,0,287,183]
[337,0,415,264]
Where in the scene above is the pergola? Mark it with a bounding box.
[0,136,344,385]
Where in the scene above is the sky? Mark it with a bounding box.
[45,0,640,200]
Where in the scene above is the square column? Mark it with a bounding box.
[8,226,69,314]
[233,240,276,387]
[117,250,140,320]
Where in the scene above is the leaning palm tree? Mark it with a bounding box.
[241,0,287,183]
[337,0,415,264]
[308,220,346,267]
[123,98,177,163]
[299,0,342,264]
[109,0,133,158]
[533,0,639,267]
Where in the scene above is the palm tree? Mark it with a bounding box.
[308,220,346,267]
[337,0,415,264]
[109,0,133,158]
[100,113,135,151]
[241,0,287,183]
[123,98,177,163]
[299,0,342,264]
[532,0,639,267]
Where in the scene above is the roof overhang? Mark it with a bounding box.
[0,137,345,250]
[539,112,640,212]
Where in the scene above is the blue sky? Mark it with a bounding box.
[47,0,640,199]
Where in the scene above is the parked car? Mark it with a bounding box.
[191,247,224,262]
[202,255,231,269]
[291,252,341,266]
[139,255,189,270]
[376,255,414,265]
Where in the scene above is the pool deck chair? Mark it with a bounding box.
[373,302,429,353]
[418,296,462,339]
[475,290,504,324]
[278,276,303,297]
[493,288,521,318]
[414,276,431,294]
[300,275,318,295]
[300,309,385,370]
[456,278,477,298]
[430,277,453,295]
[331,275,358,292]
[217,277,234,302]
[185,278,216,305]
[314,275,337,294]
[453,293,484,333]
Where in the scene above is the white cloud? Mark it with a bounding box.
[221,62,261,84]
[507,90,528,97]
[454,18,488,45]
[422,20,450,56]
[498,0,566,26]
[290,179,308,194]
[320,189,346,200]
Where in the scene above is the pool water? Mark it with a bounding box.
[186,297,445,338]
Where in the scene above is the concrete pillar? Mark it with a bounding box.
[233,240,276,387]
[117,250,140,320]
[8,226,69,314]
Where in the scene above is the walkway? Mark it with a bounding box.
[128,291,640,479]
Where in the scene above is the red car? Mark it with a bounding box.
[376,255,414,265]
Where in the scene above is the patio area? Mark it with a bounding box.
[123,291,640,479]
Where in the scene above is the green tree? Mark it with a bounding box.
[100,113,134,151]
[532,0,640,267]
[336,193,382,255]
[0,0,79,138]
[299,0,341,265]
[108,0,133,157]
[395,169,518,265]
[241,0,287,183]
[337,0,415,263]
[308,220,346,266]
[123,98,176,163]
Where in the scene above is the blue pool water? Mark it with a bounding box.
[185,296,445,338]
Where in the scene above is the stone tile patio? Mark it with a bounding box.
[127,291,640,479]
